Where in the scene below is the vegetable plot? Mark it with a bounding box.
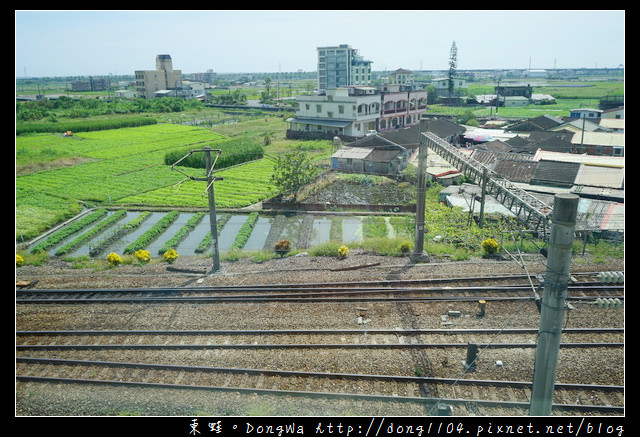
[27,210,419,259]
[16,123,272,239]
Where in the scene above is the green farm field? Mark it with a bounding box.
[16,119,333,242]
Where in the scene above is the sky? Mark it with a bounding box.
[15,10,625,78]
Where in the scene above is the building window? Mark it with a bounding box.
[338,105,344,114]
[316,104,322,113]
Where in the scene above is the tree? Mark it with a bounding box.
[448,41,458,105]
[270,151,319,199]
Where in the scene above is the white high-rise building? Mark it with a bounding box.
[317,44,372,94]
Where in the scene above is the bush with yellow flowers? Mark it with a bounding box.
[16,254,24,267]
[134,249,151,263]
[338,245,349,258]
[106,252,123,266]
[163,248,179,264]
[481,238,500,255]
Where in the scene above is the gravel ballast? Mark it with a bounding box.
[15,251,624,417]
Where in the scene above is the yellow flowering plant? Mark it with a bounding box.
[338,245,349,258]
[106,252,123,265]
[163,248,179,264]
[481,238,500,255]
[134,249,151,263]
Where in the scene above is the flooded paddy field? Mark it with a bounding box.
[28,210,414,259]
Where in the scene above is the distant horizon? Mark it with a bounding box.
[16,10,624,78]
[16,65,625,81]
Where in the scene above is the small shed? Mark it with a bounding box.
[503,96,530,107]
[331,136,409,175]
[331,147,372,173]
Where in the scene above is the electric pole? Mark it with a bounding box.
[169,146,223,273]
[411,119,430,263]
[204,147,222,272]
[529,193,579,416]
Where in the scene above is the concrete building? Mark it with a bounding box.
[570,108,603,119]
[287,82,428,141]
[287,87,380,139]
[389,68,414,85]
[317,44,372,94]
[378,84,428,131]
[135,54,182,99]
[431,77,467,98]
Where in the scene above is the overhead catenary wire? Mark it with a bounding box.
[424,217,548,416]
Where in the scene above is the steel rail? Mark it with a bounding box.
[16,342,623,351]
[15,281,620,296]
[15,359,623,414]
[15,292,624,304]
[16,327,624,336]
[16,356,623,392]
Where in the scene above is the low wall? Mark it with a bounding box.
[262,201,415,213]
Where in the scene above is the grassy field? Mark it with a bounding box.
[16,115,332,242]
[16,77,623,256]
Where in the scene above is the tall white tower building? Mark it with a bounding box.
[317,44,372,94]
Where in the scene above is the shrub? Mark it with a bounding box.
[399,240,412,254]
[134,249,151,263]
[481,238,500,255]
[309,241,342,257]
[163,248,179,264]
[275,239,291,256]
[106,252,123,265]
[16,254,24,267]
[338,245,349,258]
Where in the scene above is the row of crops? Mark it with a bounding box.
[16,123,286,241]
[28,209,415,259]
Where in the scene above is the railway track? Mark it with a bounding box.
[15,354,623,415]
[16,327,624,349]
[16,273,624,416]
[15,273,624,304]
[16,328,624,415]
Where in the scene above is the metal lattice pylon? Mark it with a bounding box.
[420,132,552,239]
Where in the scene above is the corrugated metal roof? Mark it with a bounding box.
[332,147,372,159]
[494,159,539,183]
[536,150,624,167]
[574,164,624,189]
[599,119,624,130]
[571,132,625,147]
[367,149,403,162]
[576,198,624,231]
[531,160,581,187]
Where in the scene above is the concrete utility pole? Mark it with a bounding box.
[411,119,430,263]
[203,147,222,273]
[529,193,579,416]
[170,146,223,273]
[478,168,488,228]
